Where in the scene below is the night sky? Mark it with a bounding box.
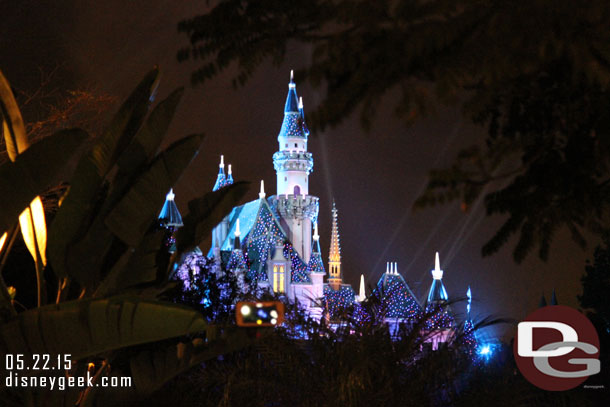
[1,0,596,338]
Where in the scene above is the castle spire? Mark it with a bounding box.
[212,155,226,191]
[284,70,299,113]
[427,252,449,304]
[259,180,266,199]
[233,218,241,250]
[466,286,472,316]
[328,201,342,289]
[550,288,558,305]
[158,189,183,227]
[226,164,234,186]
[358,274,366,302]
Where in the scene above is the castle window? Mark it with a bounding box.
[293,185,301,195]
[285,143,288,148]
[295,143,298,148]
[273,265,285,293]
[284,176,287,182]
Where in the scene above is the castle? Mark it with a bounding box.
[160,72,474,349]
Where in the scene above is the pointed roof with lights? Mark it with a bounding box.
[374,262,423,319]
[158,189,183,227]
[278,70,307,140]
[426,252,449,304]
[424,252,454,330]
[212,155,227,191]
[227,219,247,271]
[329,201,341,265]
[226,164,234,186]
[308,222,326,275]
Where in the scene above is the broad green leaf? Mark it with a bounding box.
[48,69,160,280]
[130,327,255,394]
[0,69,28,161]
[105,134,202,247]
[116,87,185,177]
[0,129,87,233]
[95,230,166,297]
[0,296,206,361]
[175,181,249,254]
[103,88,186,215]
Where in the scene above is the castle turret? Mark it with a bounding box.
[211,155,230,260]
[158,189,183,228]
[328,202,342,290]
[426,252,449,304]
[274,71,318,261]
[158,189,183,253]
[212,155,227,191]
[357,274,366,302]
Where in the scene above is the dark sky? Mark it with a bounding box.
[1,0,597,339]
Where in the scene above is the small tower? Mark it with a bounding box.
[211,155,230,261]
[158,189,183,228]
[268,240,290,294]
[357,274,366,302]
[307,221,326,316]
[226,164,234,186]
[274,71,318,262]
[158,189,183,253]
[427,252,449,304]
[212,155,227,191]
[424,252,454,350]
[328,202,342,290]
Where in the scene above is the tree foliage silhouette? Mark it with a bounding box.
[178,0,610,262]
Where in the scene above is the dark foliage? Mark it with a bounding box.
[178,0,610,262]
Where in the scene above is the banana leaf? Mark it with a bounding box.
[0,129,87,233]
[0,296,206,361]
[0,69,28,161]
[48,68,159,280]
[105,134,202,247]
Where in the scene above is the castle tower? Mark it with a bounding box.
[211,155,231,259]
[158,189,183,253]
[426,252,449,304]
[274,71,318,262]
[328,202,342,290]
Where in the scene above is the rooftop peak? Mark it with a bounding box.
[259,180,266,199]
[166,188,175,201]
[234,218,241,238]
[432,252,443,280]
[219,154,225,168]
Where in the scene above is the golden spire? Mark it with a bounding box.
[328,201,342,289]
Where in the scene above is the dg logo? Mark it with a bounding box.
[514,305,601,391]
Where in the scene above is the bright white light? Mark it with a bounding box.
[240,305,251,316]
[478,345,492,357]
[270,310,279,318]
[271,318,277,325]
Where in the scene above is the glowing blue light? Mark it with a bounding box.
[477,343,496,362]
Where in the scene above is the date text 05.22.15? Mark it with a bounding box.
[5,354,71,371]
